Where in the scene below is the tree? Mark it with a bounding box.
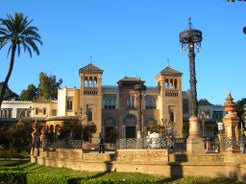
[236,98,246,125]
[19,84,37,101]
[38,72,62,100]
[83,123,97,143]
[226,0,246,34]
[227,0,246,2]
[0,82,19,100]
[19,72,62,101]
[0,12,42,108]
[6,121,33,151]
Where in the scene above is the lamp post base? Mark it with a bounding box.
[186,116,204,154]
[186,137,204,154]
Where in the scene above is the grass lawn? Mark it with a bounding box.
[0,159,243,184]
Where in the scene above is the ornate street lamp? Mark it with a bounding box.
[217,122,224,134]
[134,83,146,138]
[199,110,210,137]
[179,18,202,117]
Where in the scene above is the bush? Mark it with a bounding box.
[27,173,80,184]
[0,148,29,159]
[0,171,27,184]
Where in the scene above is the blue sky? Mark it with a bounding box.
[0,0,245,105]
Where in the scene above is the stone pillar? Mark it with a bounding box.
[186,116,204,154]
[39,127,47,149]
[222,92,240,153]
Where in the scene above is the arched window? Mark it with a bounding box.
[84,76,88,86]
[93,77,97,86]
[170,109,174,122]
[170,79,173,89]
[89,76,93,86]
[174,79,177,89]
[165,79,169,89]
[124,114,137,125]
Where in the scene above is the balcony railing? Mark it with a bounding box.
[116,137,177,150]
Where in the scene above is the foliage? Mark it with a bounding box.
[19,84,38,101]
[147,121,165,136]
[37,72,62,100]
[147,119,176,137]
[0,82,19,100]
[0,120,33,152]
[83,123,97,143]
[58,121,81,141]
[19,72,63,101]
[0,171,27,184]
[106,128,118,143]
[236,98,246,125]
[182,122,189,138]
[0,125,9,148]
[0,12,42,108]
[0,148,29,159]
[6,121,33,151]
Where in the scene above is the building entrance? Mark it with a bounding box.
[125,126,136,138]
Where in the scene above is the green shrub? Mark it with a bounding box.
[0,171,27,184]
[27,173,80,184]
[0,148,29,159]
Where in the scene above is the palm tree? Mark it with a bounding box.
[0,12,42,108]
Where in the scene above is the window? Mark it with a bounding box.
[103,94,116,109]
[0,108,12,118]
[145,96,156,109]
[17,108,30,118]
[125,114,136,125]
[87,109,92,121]
[67,98,73,111]
[183,99,189,114]
[43,108,47,115]
[35,108,39,115]
[170,109,174,122]
[127,94,135,108]
[213,111,223,120]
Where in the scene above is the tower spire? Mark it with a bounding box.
[167,59,170,67]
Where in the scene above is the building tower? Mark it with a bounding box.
[79,59,104,143]
[155,66,183,136]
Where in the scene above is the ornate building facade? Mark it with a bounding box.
[57,62,185,141]
[1,61,225,143]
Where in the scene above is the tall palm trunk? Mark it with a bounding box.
[0,44,16,109]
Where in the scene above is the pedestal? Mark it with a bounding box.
[187,137,204,154]
[186,116,204,154]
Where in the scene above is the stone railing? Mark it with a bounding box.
[42,140,82,150]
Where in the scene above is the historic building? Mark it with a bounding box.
[55,62,184,141]
[0,61,225,143]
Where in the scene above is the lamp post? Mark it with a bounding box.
[179,18,202,118]
[241,104,246,153]
[217,122,224,134]
[79,108,83,150]
[217,121,224,152]
[199,111,210,137]
[134,83,146,138]
[240,121,245,153]
[179,18,204,154]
